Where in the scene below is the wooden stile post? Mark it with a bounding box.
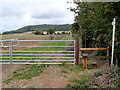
[76,40,79,65]
[83,54,88,69]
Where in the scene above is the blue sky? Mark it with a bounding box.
[0,0,75,33]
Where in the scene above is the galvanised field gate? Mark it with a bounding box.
[0,38,76,64]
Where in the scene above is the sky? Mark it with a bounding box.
[0,0,75,33]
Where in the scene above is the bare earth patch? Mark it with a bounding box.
[2,60,109,88]
[3,65,68,88]
[2,64,22,81]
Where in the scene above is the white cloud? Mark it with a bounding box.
[0,0,75,33]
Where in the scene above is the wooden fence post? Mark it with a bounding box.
[76,40,79,65]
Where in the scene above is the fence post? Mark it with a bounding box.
[75,40,79,65]
[9,40,12,64]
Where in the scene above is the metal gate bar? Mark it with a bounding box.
[0,39,76,64]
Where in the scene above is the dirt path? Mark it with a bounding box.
[2,65,22,81]
[2,65,68,88]
[0,65,2,88]
[2,61,109,88]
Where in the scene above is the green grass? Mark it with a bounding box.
[87,66,94,70]
[59,64,94,73]
[67,78,90,88]
[12,64,46,79]
[61,69,68,73]
[69,65,85,72]
[3,78,12,84]
[66,67,94,88]
[24,36,68,51]
[93,71,103,77]
[4,65,35,80]
[59,65,85,72]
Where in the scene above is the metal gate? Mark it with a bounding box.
[0,38,75,64]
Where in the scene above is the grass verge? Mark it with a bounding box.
[3,78,12,84]
[12,65,46,79]
[67,77,91,88]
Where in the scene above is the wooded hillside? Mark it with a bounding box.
[3,24,71,34]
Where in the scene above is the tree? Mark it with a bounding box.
[47,28,55,35]
[34,30,43,35]
[71,1,120,66]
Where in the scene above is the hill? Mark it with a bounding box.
[3,24,71,34]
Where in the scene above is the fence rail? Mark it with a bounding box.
[0,39,76,64]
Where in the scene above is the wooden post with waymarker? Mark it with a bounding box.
[83,53,88,69]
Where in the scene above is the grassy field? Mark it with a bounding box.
[1,34,74,64]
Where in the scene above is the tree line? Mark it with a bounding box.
[71,2,120,66]
[33,28,71,35]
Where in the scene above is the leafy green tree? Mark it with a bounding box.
[47,28,55,35]
[34,30,43,35]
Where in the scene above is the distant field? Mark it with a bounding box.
[0,34,72,52]
[0,33,65,40]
